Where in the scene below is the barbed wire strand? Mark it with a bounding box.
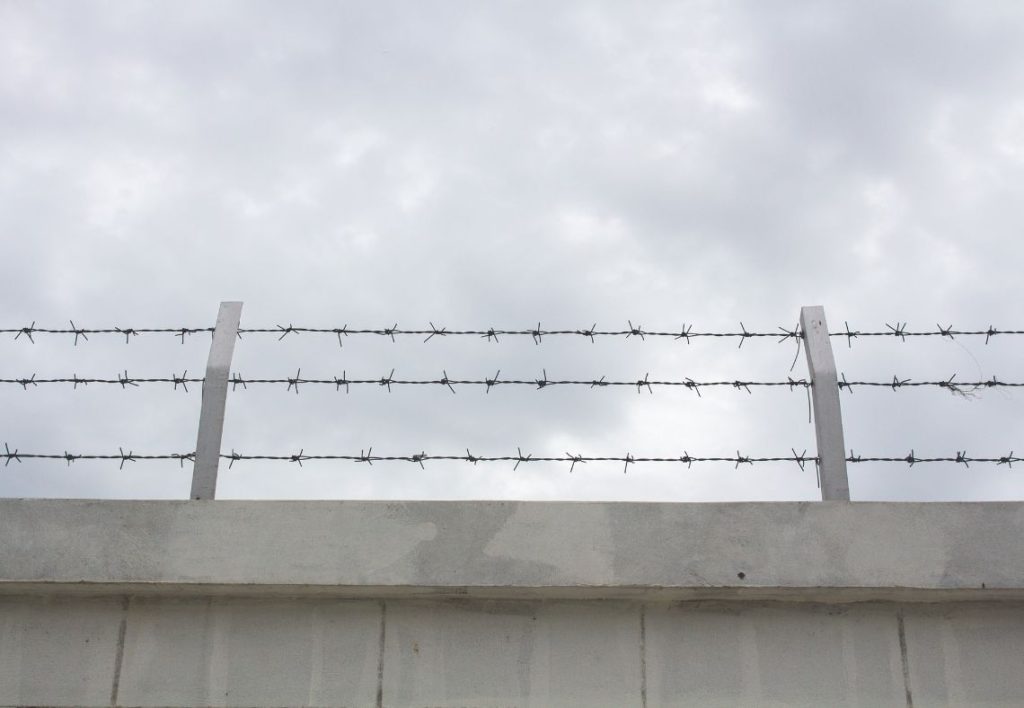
[4,322,1023,345]
[3,445,1019,470]
[3,372,1023,394]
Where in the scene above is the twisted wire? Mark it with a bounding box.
[3,444,1019,471]
[4,372,1024,394]
[5,321,1022,345]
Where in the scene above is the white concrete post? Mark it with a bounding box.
[190,301,243,500]
[800,306,850,501]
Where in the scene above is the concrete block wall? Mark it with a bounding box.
[2,499,1023,707]
[4,596,1024,706]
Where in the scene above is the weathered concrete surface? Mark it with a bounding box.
[903,604,1024,707]
[116,598,382,706]
[0,596,124,706]
[2,500,1023,599]
[3,500,1024,706]
[4,596,1024,707]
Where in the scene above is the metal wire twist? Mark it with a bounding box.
[6,320,1021,346]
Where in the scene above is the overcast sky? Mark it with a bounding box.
[2,0,1023,502]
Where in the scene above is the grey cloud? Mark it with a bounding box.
[1,0,1022,501]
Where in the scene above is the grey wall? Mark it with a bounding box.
[2,499,1023,707]
[4,596,1024,707]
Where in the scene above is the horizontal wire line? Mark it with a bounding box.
[4,322,1023,344]
[3,374,1023,392]
[2,448,1020,469]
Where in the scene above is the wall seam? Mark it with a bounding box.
[640,604,647,708]
[109,595,130,707]
[376,600,387,708]
[897,608,914,708]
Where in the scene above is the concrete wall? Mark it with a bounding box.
[2,499,1024,707]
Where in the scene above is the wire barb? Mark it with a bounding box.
[334,371,349,393]
[889,375,910,390]
[69,320,88,345]
[15,322,35,343]
[777,324,801,343]
[424,322,448,343]
[637,373,653,394]
[514,447,531,471]
[536,369,549,390]
[176,327,198,344]
[485,370,500,393]
[578,323,597,343]
[172,371,189,393]
[840,321,857,348]
[886,322,908,342]
[566,452,585,473]
[3,443,20,466]
[838,372,853,394]
[334,326,348,348]
[118,447,135,470]
[440,370,456,394]
[16,374,37,390]
[685,378,701,397]
[738,322,751,349]
[792,448,809,471]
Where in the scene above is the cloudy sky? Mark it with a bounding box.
[2,0,1022,502]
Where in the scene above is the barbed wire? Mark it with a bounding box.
[3,444,1019,471]
[2,444,195,469]
[1,324,215,344]
[0,372,203,391]
[4,321,1022,345]
[3,371,1023,394]
[832,322,1024,346]
[242,322,804,347]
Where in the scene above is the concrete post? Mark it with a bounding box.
[800,306,850,501]
[190,302,242,500]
